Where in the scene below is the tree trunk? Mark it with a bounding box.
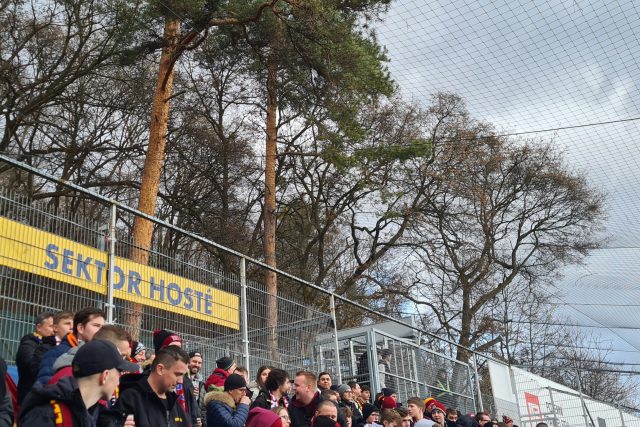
[264,61,279,360]
[127,17,180,339]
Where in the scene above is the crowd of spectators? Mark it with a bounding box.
[0,308,548,427]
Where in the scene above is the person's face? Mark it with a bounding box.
[447,413,458,422]
[278,409,291,427]
[280,377,291,394]
[100,368,121,399]
[189,355,203,375]
[229,387,247,404]
[36,317,54,337]
[318,374,332,390]
[352,383,361,397]
[295,375,315,403]
[362,390,371,401]
[432,410,445,424]
[367,412,380,424]
[157,360,188,393]
[505,422,513,427]
[77,315,105,342]
[407,404,421,418]
[316,404,337,421]
[55,318,73,339]
[115,340,131,361]
[382,420,399,427]
[228,363,237,374]
[402,415,412,427]
[134,350,146,363]
[342,389,353,402]
[478,415,491,426]
[260,368,271,385]
[391,393,397,400]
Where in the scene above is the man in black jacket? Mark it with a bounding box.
[115,346,191,427]
[289,371,347,427]
[18,339,138,426]
[15,311,54,403]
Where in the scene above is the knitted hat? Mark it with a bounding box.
[424,397,436,408]
[382,387,395,397]
[224,373,247,391]
[130,341,146,357]
[432,401,446,414]
[153,329,182,353]
[381,396,397,410]
[336,384,351,396]
[216,356,235,371]
[246,407,282,427]
[362,403,379,420]
[314,415,338,427]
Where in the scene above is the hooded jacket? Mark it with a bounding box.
[37,333,80,384]
[204,368,230,391]
[114,373,191,427]
[18,376,123,427]
[204,391,249,427]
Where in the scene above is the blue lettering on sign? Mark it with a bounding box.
[61,249,74,274]
[167,282,181,306]
[40,241,222,319]
[112,265,125,290]
[184,288,194,310]
[128,270,142,296]
[150,277,164,301]
[76,254,92,280]
[44,244,59,269]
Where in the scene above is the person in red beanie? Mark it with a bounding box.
[246,407,286,427]
[502,415,518,427]
[381,396,397,411]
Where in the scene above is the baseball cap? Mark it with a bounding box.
[72,340,139,378]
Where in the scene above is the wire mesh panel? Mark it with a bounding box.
[510,366,640,427]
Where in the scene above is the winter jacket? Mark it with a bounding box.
[114,373,191,427]
[251,389,289,410]
[18,376,123,427]
[289,392,347,427]
[246,407,281,427]
[16,333,44,403]
[37,333,80,384]
[340,400,364,427]
[204,368,230,391]
[204,391,249,427]
[0,358,11,427]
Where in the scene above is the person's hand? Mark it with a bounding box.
[124,414,135,426]
[240,395,251,406]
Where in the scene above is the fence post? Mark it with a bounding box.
[106,203,117,324]
[240,257,250,373]
[619,405,627,427]
[473,353,483,412]
[330,295,342,384]
[547,387,559,427]
[369,329,380,394]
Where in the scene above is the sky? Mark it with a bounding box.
[373,0,640,365]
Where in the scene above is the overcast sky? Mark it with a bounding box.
[374,0,640,363]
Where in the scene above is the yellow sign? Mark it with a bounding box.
[0,216,239,329]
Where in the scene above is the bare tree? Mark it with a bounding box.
[384,93,605,365]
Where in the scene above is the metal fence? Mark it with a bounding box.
[0,156,479,410]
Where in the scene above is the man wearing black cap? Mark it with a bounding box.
[116,345,191,426]
[204,373,250,427]
[19,339,138,426]
[204,355,236,391]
